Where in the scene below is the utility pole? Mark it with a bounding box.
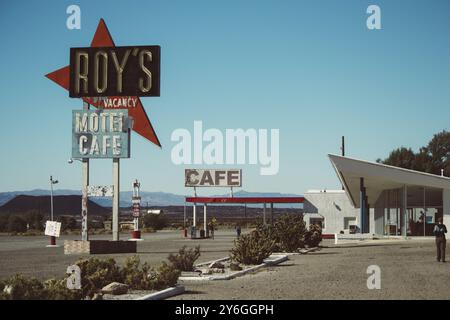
[341,136,345,190]
[49,175,58,246]
[81,101,90,242]
[112,158,120,241]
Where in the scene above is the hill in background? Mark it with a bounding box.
[0,195,110,217]
[0,190,303,208]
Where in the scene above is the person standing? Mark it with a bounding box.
[208,222,215,240]
[433,217,447,262]
[235,223,241,238]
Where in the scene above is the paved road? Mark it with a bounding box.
[0,229,238,280]
[1,231,448,299]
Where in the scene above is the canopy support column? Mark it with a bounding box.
[270,203,274,225]
[263,203,267,225]
[360,178,366,234]
[403,185,408,238]
[203,204,207,234]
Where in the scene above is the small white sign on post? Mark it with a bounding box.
[87,185,114,197]
[45,221,62,237]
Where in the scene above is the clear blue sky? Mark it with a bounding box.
[0,0,450,195]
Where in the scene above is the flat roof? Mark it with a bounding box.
[328,154,450,207]
[185,196,304,204]
[305,190,346,194]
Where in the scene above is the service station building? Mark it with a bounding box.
[304,154,450,237]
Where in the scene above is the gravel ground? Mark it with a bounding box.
[0,231,448,299]
[172,239,450,300]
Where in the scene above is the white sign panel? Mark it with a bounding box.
[185,169,242,187]
[45,221,62,237]
[87,185,114,197]
[132,203,140,218]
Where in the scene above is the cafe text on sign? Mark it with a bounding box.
[185,169,242,187]
[72,110,130,158]
[69,46,161,97]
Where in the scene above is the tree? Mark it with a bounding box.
[379,147,416,169]
[423,130,450,176]
[379,130,450,176]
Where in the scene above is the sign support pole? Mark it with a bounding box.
[113,158,120,241]
[81,101,90,242]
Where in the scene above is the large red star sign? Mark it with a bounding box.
[45,18,161,147]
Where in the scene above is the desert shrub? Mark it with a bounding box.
[120,256,152,290]
[148,261,181,290]
[120,255,180,290]
[75,257,122,297]
[273,214,307,252]
[24,211,45,231]
[229,262,242,271]
[168,246,201,271]
[7,216,27,233]
[305,224,323,247]
[58,216,78,231]
[141,227,155,233]
[230,225,276,265]
[143,213,168,230]
[0,274,45,300]
[0,214,10,232]
[43,278,83,300]
[0,255,182,300]
[0,275,82,300]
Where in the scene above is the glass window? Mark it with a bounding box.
[310,218,324,229]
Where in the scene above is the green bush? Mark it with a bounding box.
[0,254,184,300]
[305,224,323,247]
[120,256,152,290]
[230,225,276,265]
[168,246,201,271]
[273,214,307,252]
[148,261,181,290]
[75,257,122,298]
[0,274,44,300]
[43,278,83,300]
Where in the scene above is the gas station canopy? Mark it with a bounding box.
[185,197,305,204]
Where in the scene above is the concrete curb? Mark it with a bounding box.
[195,257,231,267]
[179,254,288,281]
[135,285,185,300]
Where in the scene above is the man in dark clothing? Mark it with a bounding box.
[235,223,242,238]
[433,217,447,262]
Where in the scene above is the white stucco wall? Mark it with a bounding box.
[303,190,360,234]
[443,189,450,227]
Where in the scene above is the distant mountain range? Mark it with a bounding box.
[0,189,303,208]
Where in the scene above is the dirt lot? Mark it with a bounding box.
[0,230,448,299]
